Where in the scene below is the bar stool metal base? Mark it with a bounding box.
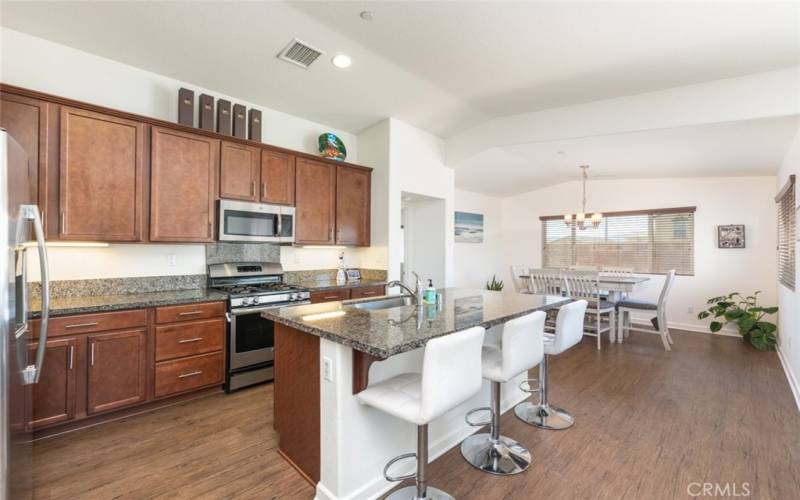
[386,485,455,500]
[514,402,574,430]
[460,433,531,475]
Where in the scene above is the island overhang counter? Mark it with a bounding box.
[263,288,570,500]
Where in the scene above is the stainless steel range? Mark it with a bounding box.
[208,262,310,392]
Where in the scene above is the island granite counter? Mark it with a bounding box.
[263,288,570,498]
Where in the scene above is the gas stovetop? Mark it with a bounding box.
[207,262,310,309]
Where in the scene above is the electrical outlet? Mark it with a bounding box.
[687,305,694,314]
[167,254,177,267]
[323,356,334,382]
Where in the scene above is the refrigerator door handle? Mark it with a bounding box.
[20,204,49,385]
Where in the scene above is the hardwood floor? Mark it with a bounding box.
[32,329,799,499]
[32,385,314,499]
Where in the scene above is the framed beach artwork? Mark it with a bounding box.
[455,211,484,243]
[718,224,745,249]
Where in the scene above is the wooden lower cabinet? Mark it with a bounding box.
[87,329,147,414]
[349,285,386,299]
[29,302,226,433]
[310,285,386,303]
[28,337,77,429]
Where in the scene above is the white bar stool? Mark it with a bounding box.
[515,300,587,430]
[460,311,546,475]
[357,326,486,500]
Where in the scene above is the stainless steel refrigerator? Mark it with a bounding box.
[0,129,50,500]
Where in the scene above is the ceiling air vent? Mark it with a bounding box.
[278,38,324,69]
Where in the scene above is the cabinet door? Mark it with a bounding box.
[150,127,219,242]
[87,329,147,415]
[0,92,48,207]
[28,337,77,429]
[260,150,295,205]
[295,158,336,245]
[59,107,145,241]
[336,165,371,246]
[220,141,259,201]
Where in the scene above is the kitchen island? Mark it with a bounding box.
[264,288,569,500]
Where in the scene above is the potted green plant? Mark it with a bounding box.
[697,291,778,351]
[486,275,504,291]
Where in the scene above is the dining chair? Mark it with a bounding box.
[616,270,676,351]
[527,268,567,296]
[509,265,531,293]
[563,270,616,350]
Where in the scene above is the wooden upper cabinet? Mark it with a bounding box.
[220,141,259,202]
[87,329,147,415]
[150,127,219,242]
[28,337,77,429]
[59,107,145,241]
[336,165,371,246]
[0,92,48,207]
[295,158,336,245]
[261,150,295,205]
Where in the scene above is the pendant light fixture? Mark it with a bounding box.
[564,165,602,229]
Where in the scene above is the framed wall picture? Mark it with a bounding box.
[455,211,484,243]
[718,224,745,249]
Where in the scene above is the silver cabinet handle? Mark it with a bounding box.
[178,337,203,344]
[178,370,202,379]
[20,204,49,385]
[68,345,74,370]
[65,321,99,329]
[277,211,283,236]
[178,311,203,316]
[90,342,95,367]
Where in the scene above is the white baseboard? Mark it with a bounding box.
[316,391,529,500]
[777,346,800,412]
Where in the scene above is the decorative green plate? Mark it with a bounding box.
[318,132,347,161]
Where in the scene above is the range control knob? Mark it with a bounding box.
[290,293,298,301]
[252,296,261,305]
[241,297,252,306]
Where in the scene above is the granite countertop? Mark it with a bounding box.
[289,279,388,292]
[29,288,229,318]
[263,288,570,358]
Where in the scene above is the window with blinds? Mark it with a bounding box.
[776,175,796,291]
[541,207,696,275]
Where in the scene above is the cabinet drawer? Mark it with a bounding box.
[155,352,224,398]
[155,318,225,362]
[155,301,226,324]
[33,309,147,338]
[310,288,350,304]
[349,285,386,300]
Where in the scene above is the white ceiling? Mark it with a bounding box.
[2,1,798,139]
[2,2,798,196]
[455,116,800,196]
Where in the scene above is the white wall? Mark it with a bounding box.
[453,189,505,289]
[777,128,800,409]
[403,197,447,288]
[387,119,455,286]
[1,27,380,280]
[500,176,778,333]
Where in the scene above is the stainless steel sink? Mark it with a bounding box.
[348,295,415,310]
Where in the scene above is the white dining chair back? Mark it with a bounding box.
[616,269,677,351]
[509,265,531,293]
[658,269,677,310]
[601,266,634,278]
[563,270,615,349]
[528,269,566,296]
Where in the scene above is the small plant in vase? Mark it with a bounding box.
[486,275,504,291]
[697,291,778,351]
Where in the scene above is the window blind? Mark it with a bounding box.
[776,175,796,291]
[541,207,696,275]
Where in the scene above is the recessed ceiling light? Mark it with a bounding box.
[331,54,352,69]
[360,10,373,21]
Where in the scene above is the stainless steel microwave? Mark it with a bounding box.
[218,200,295,243]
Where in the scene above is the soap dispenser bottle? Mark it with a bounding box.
[336,251,346,284]
[424,279,436,304]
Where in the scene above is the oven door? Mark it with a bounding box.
[219,200,282,243]
[229,306,279,370]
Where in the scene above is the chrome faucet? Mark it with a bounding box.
[387,271,424,305]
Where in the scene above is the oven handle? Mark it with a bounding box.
[230,301,311,316]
